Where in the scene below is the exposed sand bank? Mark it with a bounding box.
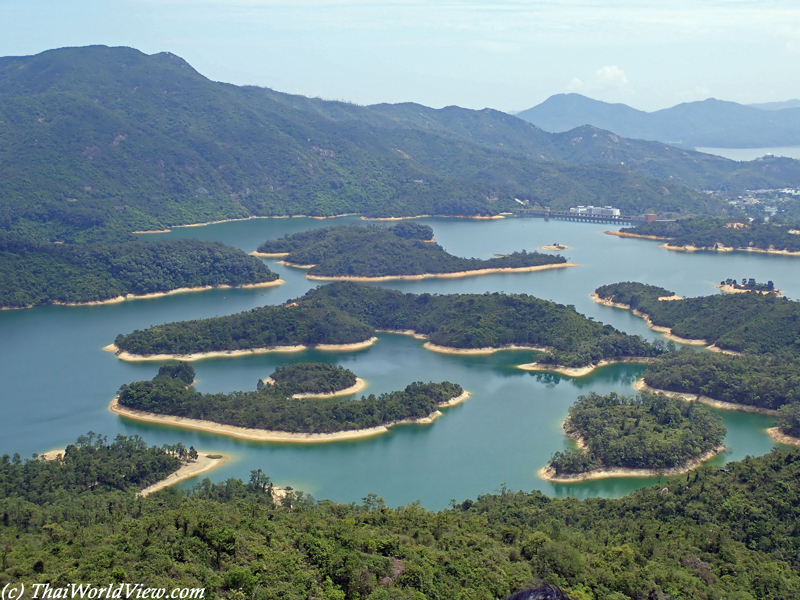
[110,392,467,442]
[767,427,800,446]
[375,329,429,340]
[305,262,578,282]
[424,342,549,355]
[290,378,367,399]
[603,230,668,241]
[133,229,172,234]
[716,284,782,296]
[539,445,725,482]
[280,260,318,269]
[539,245,570,251]
[140,453,231,496]
[105,337,377,362]
[48,279,285,308]
[518,357,652,377]
[662,243,800,256]
[250,251,289,258]
[634,378,780,416]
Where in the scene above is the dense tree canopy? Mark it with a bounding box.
[114,282,663,367]
[266,362,358,396]
[257,224,565,277]
[0,234,279,308]
[549,392,726,475]
[118,371,463,434]
[5,434,800,598]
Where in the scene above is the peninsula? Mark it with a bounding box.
[110,282,664,369]
[608,218,800,255]
[254,223,572,280]
[115,363,467,440]
[541,391,726,482]
[0,236,281,309]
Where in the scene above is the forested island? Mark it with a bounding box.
[115,363,465,439]
[6,434,800,598]
[594,281,800,355]
[110,282,663,368]
[0,235,281,308]
[611,218,800,255]
[543,392,726,481]
[262,362,361,397]
[254,223,569,279]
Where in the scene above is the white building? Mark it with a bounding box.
[569,205,621,217]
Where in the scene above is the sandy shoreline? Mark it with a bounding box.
[662,243,800,256]
[110,391,468,442]
[518,357,652,377]
[361,214,505,221]
[305,262,578,282]
[539,245,570,251]
[250,251,290,258]
[140,453,231,496]
[603,230,668,241]
[290,378,367,399]
[44,279,285,308]
[539,445,725,482]
[425,342,549,355]
[767,427,800,446]
[716,284,782,296]
[634,378,780,416]
[105,337,378,362]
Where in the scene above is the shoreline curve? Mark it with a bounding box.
[290,378,367,398]
[634,378,780,416]
[517,357,652,377]
[767,427,800,446]
[104,337,378,362]
[109,390,470,443]
[140,453,231,496]
[303,263,578,282]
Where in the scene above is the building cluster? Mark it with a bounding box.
[569,205,621,217]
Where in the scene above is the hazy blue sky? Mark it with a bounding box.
[1,1,799,112]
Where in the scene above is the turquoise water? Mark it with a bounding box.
[0,216,795,508]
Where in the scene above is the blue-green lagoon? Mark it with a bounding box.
[1,216,795,508]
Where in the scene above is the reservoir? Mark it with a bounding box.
[1,216,796,508]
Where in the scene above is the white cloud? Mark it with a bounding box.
[568,66,630,94]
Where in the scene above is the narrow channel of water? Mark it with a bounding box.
[0,216,795,508]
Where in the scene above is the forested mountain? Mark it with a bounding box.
[548,391,725,475]
[257,223,565,277]
[5,434,800,598]
[518,93,800,148]
[113,282,663,367]
[118,366,463,434]
[0,234,279,308]
[8,46,800,243]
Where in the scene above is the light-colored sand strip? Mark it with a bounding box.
[133,229,172,234]
[539,445,725,482]
[250,251,289,258]
[634,378,780,416]
[110,392,467,443]
[105,337,378,362]
[49,280,284,308]
[662,243,800,256]
[361,214,505,221]
[518,357,653,377]
[603,230,669,240]
[291,378,367,398]
[140,453,231,496]
[716,284,782,296]
[376,329,430,340]
[39,448,67,461]
[539,245,570,251]
[767,427,800,446]
[280,260,318,269]
[424,342,549,355]
[305,263,578,282]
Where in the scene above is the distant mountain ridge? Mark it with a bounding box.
[517,93,800,148]
[3,46,800,243]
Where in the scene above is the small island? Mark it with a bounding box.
[253,223,574,280]
[110,282,664,370]
[0,236,282,309]
[114,363,468,441]
[259,362,365,398]
[606,218,800,256]
[541,392,726,482]
[717,278,780,295]
[539,243,570,251]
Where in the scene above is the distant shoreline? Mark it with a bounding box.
[303,262,579,282]
[716,284,782,296]
[634,378,780,416]
[360,214,505,221]
[139,453,231,496]
[602,230,668,241]
[105,337,379,362]
[109,391,470,443]
[662,242,800,256]
[539,244,570,251]
[288,377,367,399]
[2,279,284,311]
